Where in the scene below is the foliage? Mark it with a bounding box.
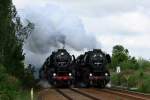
[0,64,37,100]
[138,58,150,69]
[0,0,36,99]
[22,65,36,88]
[0,65,20,100]
[111,69,150,93]
[111,45,129,69]
[119,58,139,70]
[111,45,143,70]
[110,45,150,93]
[111,73,119,85]
[138,77,150,93]
[0,0,34,79]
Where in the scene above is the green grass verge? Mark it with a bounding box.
[111,68,150,93]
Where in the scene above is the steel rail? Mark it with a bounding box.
[55,89,73,100]
[69,88,100,100]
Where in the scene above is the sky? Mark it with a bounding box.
[12,0,150,67]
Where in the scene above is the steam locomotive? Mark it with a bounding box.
[75,49,111,88]
[39,48,111,88]
[39,49,75,87]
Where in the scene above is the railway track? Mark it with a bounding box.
[108,87,150,98]
[38,88,150,100]
[101,88,150,100]
[68,88,150,100]
[80,88,150,100]
[55,88,100,100]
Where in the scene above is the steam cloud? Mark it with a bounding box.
[20,4,100,68]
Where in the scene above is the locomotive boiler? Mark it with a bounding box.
[39,49,75,87]
[75,49,111,88]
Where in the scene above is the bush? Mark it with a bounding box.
[128,74,138,87]
[21,66,36,88]
[138,58,150,69]
[111,73,126,86]
[136,70,150,93]
[138,80,150,93]
[119,60,139,70]
[0,65,22,100]
[0,63,38,99]
[111,73,118,85]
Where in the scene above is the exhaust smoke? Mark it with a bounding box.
[18,4,100,69]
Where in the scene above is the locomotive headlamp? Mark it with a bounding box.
[89,73,92,76]
[53,73,56,76]
[100,54,103,57]
[61,52,64,55]
[105,73,108,76]
[69,73,72,76]
[93,54,96,57]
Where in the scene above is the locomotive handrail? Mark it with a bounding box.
[83,54,88,63]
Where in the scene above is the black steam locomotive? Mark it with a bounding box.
[75,49,111,88]
[40,48,111,88]
[39,49,75,86]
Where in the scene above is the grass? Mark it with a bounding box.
[111,68,150,93]
[0,64,37,100]
[0,90,37,100]
[15,90,37,100]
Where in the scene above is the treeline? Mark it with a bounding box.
[0,0,34,77]
[0,0,35,99]
[110,45,150,70]
[110,45,150,93]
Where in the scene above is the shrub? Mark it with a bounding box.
[21,67,36,89]
[138,58,150,69]
[0,65,20,100]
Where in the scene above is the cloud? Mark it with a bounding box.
[97,34,150,59]
[33,0,150,17]
[81,11,150,34]
[13,1,99,67]
[12,0,150,66]
[23,4,98,53]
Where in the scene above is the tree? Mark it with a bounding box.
[0,0,34,78]
[111,45,129,69]
[111,45,139,70]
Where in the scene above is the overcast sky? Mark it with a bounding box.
[13,0,150,63]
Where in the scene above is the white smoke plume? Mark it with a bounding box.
[18,4,100,68]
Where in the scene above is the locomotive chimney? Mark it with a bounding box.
[62,41,65,49]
